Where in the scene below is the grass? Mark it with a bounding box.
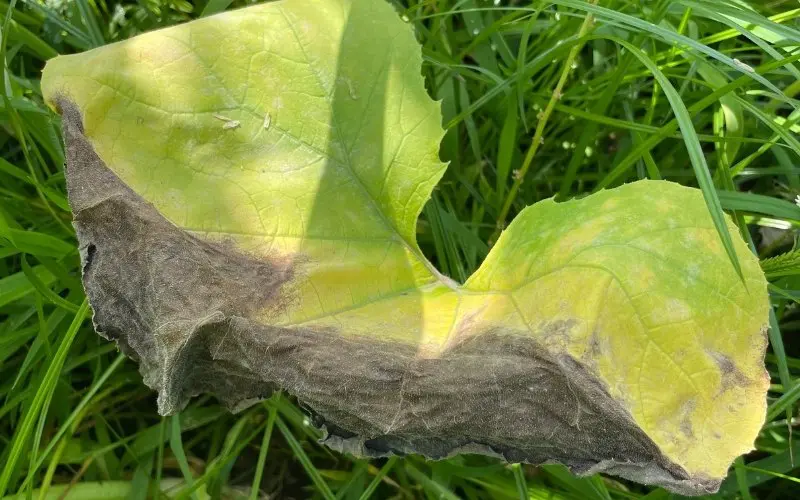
[1,0,799,498]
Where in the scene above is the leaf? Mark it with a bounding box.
[761,250,800,279]
[40,0,770,495]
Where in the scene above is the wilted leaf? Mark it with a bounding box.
[41,0,770,494]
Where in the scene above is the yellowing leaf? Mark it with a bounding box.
[40,0,770,494]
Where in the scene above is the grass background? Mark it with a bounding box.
[1,0,799,498]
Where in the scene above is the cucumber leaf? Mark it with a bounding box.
[41,0,770,494]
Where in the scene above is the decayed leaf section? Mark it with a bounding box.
[41,0,770,495]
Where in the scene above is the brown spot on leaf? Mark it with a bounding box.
[679,399,696,438]
[587,328,603,356]
[707,350,750,395]
[539,318,578,351]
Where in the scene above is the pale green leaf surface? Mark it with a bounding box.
[40,0,770,495]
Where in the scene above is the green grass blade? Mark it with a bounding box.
[358,457,397,500]
[681,0,800,44]
[249,403,278,500]
[20,255,79,313]
[605,36,744,278]
[201,0,234,17]
[552,0,787,98]
[718,441,800,493]
[0,266,56,308]
[169,415,198,500]
[275,416,335,500]
[20,0,92,50]
[73,0,103,48]
[511,464,527,500]
[766,377,800,421]
[717,190,800,220]
[597,52,800,189]
[766,309,793,407]
[18,354,126,492]
[0,299,88,498]
[404,463,460,500]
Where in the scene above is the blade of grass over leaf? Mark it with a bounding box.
[735,96,800,159]
[20,0,92,49]
[733,457,755,500]
[719,441,800,493]
[442,33,585,130]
